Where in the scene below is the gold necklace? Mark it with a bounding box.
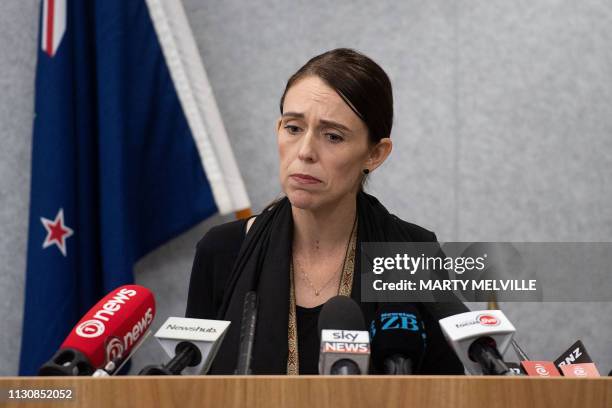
[286,216,358,375]
[294,255,343,297]
[291,216,357,297]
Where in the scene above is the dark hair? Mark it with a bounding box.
[279,48,393,145]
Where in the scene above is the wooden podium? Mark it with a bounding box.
[0,376,610,407]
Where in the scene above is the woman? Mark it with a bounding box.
[186,48,466,374]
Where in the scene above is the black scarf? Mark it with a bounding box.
[211,191,462,374]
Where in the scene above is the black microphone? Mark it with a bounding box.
[138,316,230,375]
[235,291,258,375]
[139,341,202,375]
[553,340,593,369]
[369,303,426,374]
[318,296,369,375]
[318,296,366,333]
[468,337,511,376]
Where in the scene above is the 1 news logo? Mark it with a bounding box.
[105,337,124,361]
[74,287,139,339]
[75,319,106,338]
[73,286,153,356]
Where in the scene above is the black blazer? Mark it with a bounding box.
[186,217,467,374]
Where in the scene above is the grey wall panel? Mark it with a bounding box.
[456,1,612,241]
[0,0,39,376]
[181,0,459,235]
[130,214,234,374]
[454,2,612,372]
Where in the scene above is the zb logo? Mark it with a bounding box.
[370,312,424,337]
[381,313,420,331]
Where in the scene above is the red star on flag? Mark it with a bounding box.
[41,208,74,256]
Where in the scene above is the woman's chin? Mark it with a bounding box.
[287,190,320,210]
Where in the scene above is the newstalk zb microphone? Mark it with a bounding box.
[369,303,426,374]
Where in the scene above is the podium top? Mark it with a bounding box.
[0,375,610,408]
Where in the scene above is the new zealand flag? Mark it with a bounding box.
[19,0,249,375]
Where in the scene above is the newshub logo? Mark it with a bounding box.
[165,324,217,333]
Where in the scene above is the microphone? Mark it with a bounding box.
[139,316,230,375]
[521,361,561,377]
[39,285,155,376]
[369,303,426,374]
[553,340,600,377]
[439,310,515,375]
[559,363,601,377]
[486,295,533,377]
[516,335,560,378]
[510,338,530,361]
[235,291,258,375]
[553,340,593,369]
[469,337,513,375]
[318,296,370,375]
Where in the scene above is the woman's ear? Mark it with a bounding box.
[366,138,392,172]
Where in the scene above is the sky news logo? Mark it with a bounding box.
[323,342,370,354]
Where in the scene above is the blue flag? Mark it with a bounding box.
[20,0,249,375]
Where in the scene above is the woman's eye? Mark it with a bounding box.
[284,125,301,134]
[326,133,344,143]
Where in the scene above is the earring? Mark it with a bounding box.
[363,169,370,175]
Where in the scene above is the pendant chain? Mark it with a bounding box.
[292,215,357,297]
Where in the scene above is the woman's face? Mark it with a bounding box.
[277,75,371,211]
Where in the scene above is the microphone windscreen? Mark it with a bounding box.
[61,284,155,368]
[369,303,426,370]
[318,296,365,336]
[422,301,468,321]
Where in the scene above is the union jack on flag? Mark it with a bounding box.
[40,0,66,57]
